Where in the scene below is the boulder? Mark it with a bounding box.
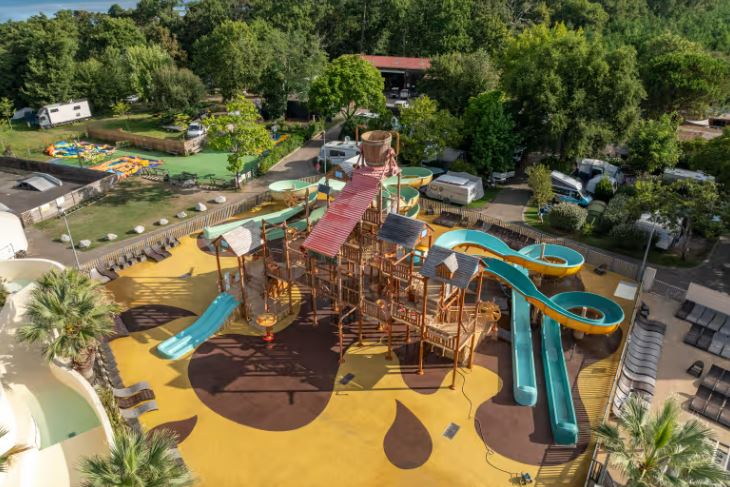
[78,239,91,249]
[195,202,207,212]
[106,233,117,241]
[158,218,169,226]
[60,234,71,243]
[214,195,227,204]
[133,225,145,234]
[176,211,187,219]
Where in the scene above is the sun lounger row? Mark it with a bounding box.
[677,300,730,332]
[613,312,666,416]
[689,365,730,428]
[95,236,180,280]
[684,326,730,360]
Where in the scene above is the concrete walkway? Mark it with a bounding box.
[482,182,531,223]
[26,124,341,266]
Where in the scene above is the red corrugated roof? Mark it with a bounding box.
[303,167,388,257]
[361,55,431,72]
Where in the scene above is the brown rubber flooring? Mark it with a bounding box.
[120,304,196,333]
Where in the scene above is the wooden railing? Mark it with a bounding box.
[87,125,203,155]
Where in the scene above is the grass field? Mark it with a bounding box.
[95,114,183,140]
[465,187,501,209]
[523,205,702,267]
[35,179,205,250]
[0,122,89,160]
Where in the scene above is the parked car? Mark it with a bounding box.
[186,122,206,139]
[399,88,410,99]
[551,170,592,207]
[390,87,400,98]
[394,99,409,110]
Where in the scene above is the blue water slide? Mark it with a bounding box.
[511,265,538,406]
[541,313,578,445]
[157,293,239,359]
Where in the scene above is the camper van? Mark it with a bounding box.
[635,213,681,250]
[425,172,484,205]
[318,138,360,167]
[577,158,624,195]
[551,171,592,207]
[663,168,716,184]
[37,100,92,129]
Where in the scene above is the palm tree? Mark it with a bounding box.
[80,428,192,487]
[16,269,120,379]
[0,426,31,473]
[594,395,730,486]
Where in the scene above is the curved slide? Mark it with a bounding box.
[542,313,578,445]
[511,265,538,407]
[157,293,239,359]
[435,229,584,277]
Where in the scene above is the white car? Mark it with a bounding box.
[186,122,206,139]
[400,89,410,99]
[394,99,409,110]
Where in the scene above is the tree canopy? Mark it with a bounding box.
[462,90,519,175]
[398,96,462,166]
[627,114,681,174]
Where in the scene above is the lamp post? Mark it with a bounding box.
[56,197,80,268]
[638,212,657,282]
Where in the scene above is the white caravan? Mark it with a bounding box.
[425,172,484,205]
[318,137,360,167]
[37,100,92,128]
[663,168,716,184]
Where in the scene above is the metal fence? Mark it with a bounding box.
[80,192,271,272]
[650,279,686,301]
[418,198,641,280]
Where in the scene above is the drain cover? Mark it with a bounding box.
[443,423,460,439]
[340,373,355,385]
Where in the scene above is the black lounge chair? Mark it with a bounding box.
[698,308,717,328]
[702,365,724,390]
[690,385,712,414]
[152,244,172,258]
[687,360,704,378]
[594,263,608,276]
[686,304,707,325]
[96,267,119,280]
[709,334,729,356]
[703,393,726,421]
[715,373,730,397]
[120,400,158,419]
[719,407,730,428]
[619,373,655,396]
[631,328,665,347]
[684,324,703,346]
[143,247,166,263]
[676,300,695,320]
[627,341,663,361]
[707,313,727,332]
[636,318,667,335]
[697,329,715,351]
[721,345,730,360]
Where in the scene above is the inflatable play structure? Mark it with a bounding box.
[90,156,163,178]
[46,141,115,159]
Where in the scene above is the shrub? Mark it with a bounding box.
[449,160,478,175]
[527,163,554,207]
[548,202,587,232]
[593,176,615,202]
[257,134,304,174]
[599,194,632,233]
[609,223,646,250]
[0,278,7,308]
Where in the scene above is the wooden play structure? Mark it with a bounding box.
[211,130,504,389]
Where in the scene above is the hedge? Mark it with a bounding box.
[257,134,305,174]
[548,202,587,231]
[609,223,646,250]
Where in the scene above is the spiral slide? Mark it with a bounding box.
[158,293,239,360]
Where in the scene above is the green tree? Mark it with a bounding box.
[627,114,680,173]
[148,66,205,113]
[75,47,131,111]
[0,97,14,130]
[112,100,131,129]
[204,96,273,188]
[595,395,730,486]
[0,426,30,474]
[550,0,609,30]
[685,128,730,192]
[407,0,473,55]
[80,428,191,487]
[527,163,554,207]
[178,0,238,54]
[398,96,462,165]
[500,23,644,160]
[193,20,261,101]
[82,16,145,56]
[463,91,519,175]
[418,50,499,115]
[308,54,386,122]
[593,175,615,202]
[16,269,120,379]
[639,33,728,117]
[125,44,174,102]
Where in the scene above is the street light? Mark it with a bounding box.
[56,197,80,268]
[638,212,657,282]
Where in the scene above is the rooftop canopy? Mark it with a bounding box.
[361,55,431,72]
[377,213,428,249]
[420,246,481,289]
[219,220,262,257]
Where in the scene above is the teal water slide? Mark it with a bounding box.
[541,313,578,445]
[511,265,538,407]
[157,293,239,359]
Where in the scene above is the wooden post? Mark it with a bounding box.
[283,222,293,314]
[451,289,466,390]
[338,317,345,363]
[396,172,401,213]
[386,319,393,360]
[418,276,428,375]
[237,256,247,320]
[214,239,224,293]
[304,188,311,231]
[309,254,318,326]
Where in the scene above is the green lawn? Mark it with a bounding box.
[95,114,183,140]
[35,179,201,251]
[0,122,89,160]
[523,205,702,268]
[466,187,502,209]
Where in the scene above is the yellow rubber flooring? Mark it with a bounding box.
[107,232,634,487]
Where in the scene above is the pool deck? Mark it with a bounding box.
[106,223,636,486]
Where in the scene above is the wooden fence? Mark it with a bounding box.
[80,192,271,272]
[418,198,641,280]
[87,125,203,156]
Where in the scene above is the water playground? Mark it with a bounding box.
[45,141,115,159]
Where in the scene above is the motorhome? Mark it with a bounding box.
[577,158,624,195]
[36,100,92,128]
[635,213,682,250]
[663,168,716,184]
[551,170,592,207]
[425,172,484,205]
[318,138,360,167]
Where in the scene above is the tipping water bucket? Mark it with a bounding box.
[360,130,392,166]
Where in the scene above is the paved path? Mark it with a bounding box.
[482,182,531,223]
[26,125,341,266]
